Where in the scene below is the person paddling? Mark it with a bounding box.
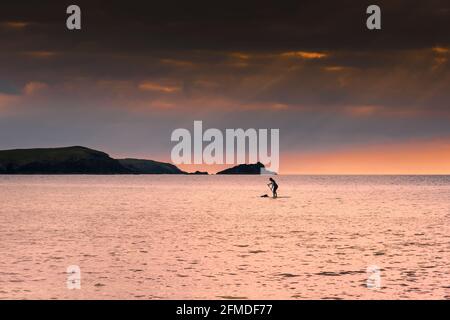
[267,178,278,198]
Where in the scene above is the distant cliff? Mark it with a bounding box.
[0,146,185,174]
[190,170,209,175]
[0,146,277,175]
[217,162,270,174]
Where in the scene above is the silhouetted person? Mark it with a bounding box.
[268,178,278,198]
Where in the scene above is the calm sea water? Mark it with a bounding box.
[0,175,449,300]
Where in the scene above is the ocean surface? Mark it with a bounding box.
[0,175,449,300]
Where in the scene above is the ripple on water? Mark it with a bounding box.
[315,270,365,276]
[275,273,300,278]
[248,250,266,254]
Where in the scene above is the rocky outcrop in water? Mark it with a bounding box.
[216,162,271,174]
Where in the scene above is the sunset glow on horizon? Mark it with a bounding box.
[171,138,450,175]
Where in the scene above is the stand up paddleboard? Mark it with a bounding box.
[260,194,291,199]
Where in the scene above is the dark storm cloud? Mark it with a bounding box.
[1,0,449,53]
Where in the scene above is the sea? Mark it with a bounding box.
[0,175,449,299]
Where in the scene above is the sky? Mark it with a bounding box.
[0,0,450,174]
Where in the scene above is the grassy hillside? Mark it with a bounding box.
[0,146,188,174]
[0,146,129,174]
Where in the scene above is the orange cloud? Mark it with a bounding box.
[283,139,450,174]
[432,46,450,54]
[138,81,181,93]
[229,52,251,60]
[431,46,449,69]
[345,105,380,117]
[23,51,58,58]
[1,21,29,29]
[23,82,49,95]
[0,93,20,112]
[281,51,328,59]
[160,58,195,68]
[323,66,346,72]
